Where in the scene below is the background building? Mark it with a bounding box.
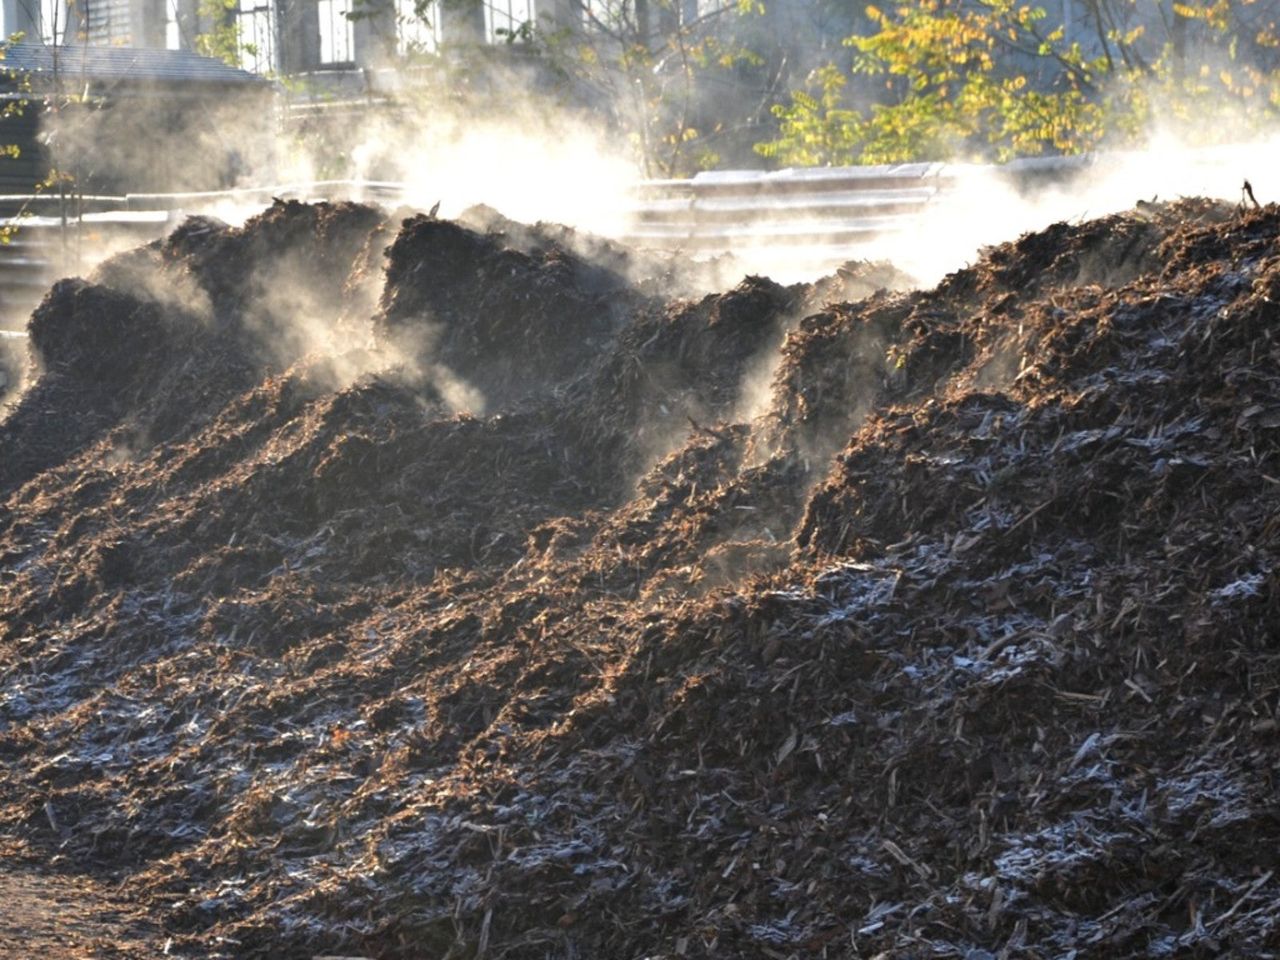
[0,40,273,193]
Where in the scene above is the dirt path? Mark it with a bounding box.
[0,868,160,958]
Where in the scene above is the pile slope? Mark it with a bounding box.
[0,198,1278,958]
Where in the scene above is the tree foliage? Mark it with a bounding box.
[755,0,1280,167]
[194,0,248,67]
[533,0,783,177]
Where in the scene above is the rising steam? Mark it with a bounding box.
[874,135,1280,287]
[35,58,1280,311]
[15,59,1280,441]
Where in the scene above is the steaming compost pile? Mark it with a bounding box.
[1,196,1279,959]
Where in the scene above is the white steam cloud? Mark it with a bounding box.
[728,134,1280,290]
[18,81,1280,431]
[875,135,1279,287]
[45,78,1280,312]
[342,112,638,237]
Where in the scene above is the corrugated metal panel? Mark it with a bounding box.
[621,163,954,254]
[0,43,271,87]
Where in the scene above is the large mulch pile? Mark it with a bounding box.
[1,196,1279,959]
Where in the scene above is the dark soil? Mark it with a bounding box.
[2,196,1279,959]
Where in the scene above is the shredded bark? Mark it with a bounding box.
[1,196,1277,958]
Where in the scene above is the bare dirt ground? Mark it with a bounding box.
[0,865,159,958]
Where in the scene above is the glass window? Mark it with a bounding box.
[238,0,276,73]
[485,0,531,43]
[318,0,354,64]
[165,0,182,49]
[40,0,67,44]
[398,0,439,54]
